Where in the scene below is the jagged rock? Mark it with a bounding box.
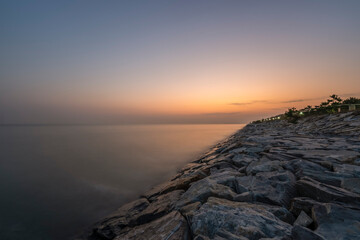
[246,160,283,175]
[283,159,328,175]
[286,149,359,163]
[175,177,237,209]
[89,198,150,239]
[312,203,360,240]
[179,201,201,219]
[231,154,257,168]
[296,177,360,203]
[342,178,360,194]
[190,197,292,240]
[333,163,360,178]
[290,197,323,216]
[236,171,296,207]
[134,190,184,225]
[291,225,325,240]
[234,192,253,202]
[293,211,313,227]
[143,169,207,200]
[114,211,191,240]
[208,168,243,191]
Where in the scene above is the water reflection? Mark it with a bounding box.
[0,124,243,239]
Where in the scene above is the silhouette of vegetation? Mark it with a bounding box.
[254,95,360,124]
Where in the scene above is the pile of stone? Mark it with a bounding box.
[78,111,360,240]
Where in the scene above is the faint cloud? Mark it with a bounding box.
[281,99,308,103]
[229,100,268,106]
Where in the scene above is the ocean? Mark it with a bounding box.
[0,124,243,240]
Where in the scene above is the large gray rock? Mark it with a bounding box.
[293,211,313,227]
[296,177,360,203]
[143,169,207,200]
[89,198,150,239]
[342,178,360,194]
[114,211,191,240]
[286,149,360,163]
[175,177,237,209]
[289,197,323,216]
[231,154,257,168]
[134,190,184,225]
[333,163,360,178]
[312,203,360,240]
[236,171,296,207]
[190,197,292,240]
[291,225,325,240]
[246,159,283,175]
[89,190,183,239]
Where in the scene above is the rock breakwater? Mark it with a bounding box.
[79,111,360,240]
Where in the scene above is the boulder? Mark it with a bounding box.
[291,225,325,240]
[342,178,360,194]
[289,197,323,216]
[114,211,191,240]
[175,177,237,209]
[333,163,360,178]
[246,160,283,175]
[133,190,184,225]
[296,177,360,203]
[236,171,296,207]
[312,203,360,240]
[293,211,312,227]
[190,197,292,240]
[143,169,207,200]
[89,198,150,239]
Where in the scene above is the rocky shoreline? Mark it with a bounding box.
[78,111,360,240]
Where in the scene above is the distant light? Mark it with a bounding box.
[300,112,304,115]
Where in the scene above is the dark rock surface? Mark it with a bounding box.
[78,111,360,240]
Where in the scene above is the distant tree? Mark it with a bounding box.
[343,97,360,104]
[329,94,342,104]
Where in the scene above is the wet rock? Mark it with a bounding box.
[236,171,296,207]
[293,211,313,227]
[190,197,292,240]
[312,203,360,240]
[114,211,191,240]
[291,225,325,240]
[296,177,360,203]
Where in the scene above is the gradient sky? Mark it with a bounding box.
[1,0,360,124]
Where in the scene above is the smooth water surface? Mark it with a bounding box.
[0,124,244,240]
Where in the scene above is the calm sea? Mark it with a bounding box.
[0,124,244,240]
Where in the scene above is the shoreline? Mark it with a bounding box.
[78,111,360,240]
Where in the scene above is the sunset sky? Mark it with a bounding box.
[1,1,360,124]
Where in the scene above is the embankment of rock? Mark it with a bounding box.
[78,111,360,240]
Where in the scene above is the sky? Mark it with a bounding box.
[1,0,360,124]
